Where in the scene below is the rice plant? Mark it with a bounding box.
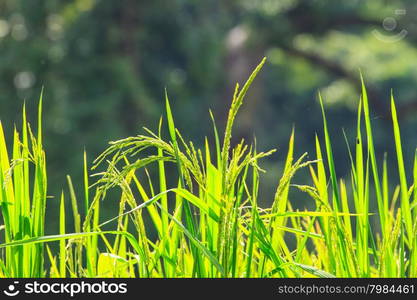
[0,58,416,278]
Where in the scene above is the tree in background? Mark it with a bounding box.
[1,0,417,224]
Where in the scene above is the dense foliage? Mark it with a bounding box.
[2,1,417,221]
[0,61,416,278]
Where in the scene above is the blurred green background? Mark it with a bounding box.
[1,0,417,229]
